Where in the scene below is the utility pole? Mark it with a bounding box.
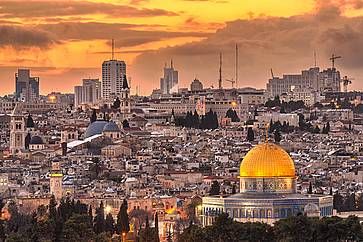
[219,52,222,89]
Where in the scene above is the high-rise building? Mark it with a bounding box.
[74,79,101,107]
[15,69,39,102]
[102,60,126,99]
[266,67,341,98]
[160,60,178,94]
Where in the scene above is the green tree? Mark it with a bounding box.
[105,213,115,234]
[274,129,282,143]
[49,195,57,220]
[154,212,160,242]
[94,201,105,234]
[63,214,95,242]
[274,215,315,242]
[247,127,254,142]
[90,109,97,123]
[209,181,220,196]
[113,97,121,109]
[116,199,130,235]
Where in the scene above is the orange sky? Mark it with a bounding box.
[1,0,363,96]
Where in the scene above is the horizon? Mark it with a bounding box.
[1,0,363,96]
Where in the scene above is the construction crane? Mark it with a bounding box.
[330,54,341,69]
[225,79,236,88]
[341,76,353,92]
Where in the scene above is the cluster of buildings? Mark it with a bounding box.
[2,56,363,240]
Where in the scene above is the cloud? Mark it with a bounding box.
[37,22,210,47]
[0,25,56,48]
[131,1,363,91]
[0,1,178,18]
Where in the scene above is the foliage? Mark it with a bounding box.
[246,127,254,142]
[225,108,240,122]
[176,109,219,130]
[209,181,220,196]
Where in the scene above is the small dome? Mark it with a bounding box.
[84,120,108,138]
[103,121,120,132]
[240,143,295,178]
[30,135,43,145]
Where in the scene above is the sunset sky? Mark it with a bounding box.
[1,0,363,95]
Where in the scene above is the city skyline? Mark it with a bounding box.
[1,0,363,96]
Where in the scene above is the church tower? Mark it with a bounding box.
[10,104,26,154]
[49,161,63,200]
[120,74,131,113]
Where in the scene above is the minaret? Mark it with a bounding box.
[10,104,26,155]
[49,161,63,200]
[120,74,131,113]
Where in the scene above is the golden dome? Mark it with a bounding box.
[240,143,295,178]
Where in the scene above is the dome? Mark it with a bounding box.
[84,120,108,138]
[239,143,295,178]
[30,135,43,145]
[102,121,120,132]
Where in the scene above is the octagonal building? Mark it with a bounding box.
[201,143,333,226]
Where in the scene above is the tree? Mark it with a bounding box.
[307,182,313,194]
[274,214,314,242]
[122,119,130,129]
[90,109,97,123]
[333,192,344,212]
[209,181,220,196]
[247,127,254,142]
[49,195,57,220]
[105,213,115,234]
[63,214,95,242]
[94,202,105,234]
[154,212,160,242]
[345,193,356,211]
[112,97,121,109]
[326,121,330,133]
[274,130,282,143]
[231,184,236,194]
[116,199,130,235]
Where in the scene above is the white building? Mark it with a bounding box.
[74,79,101,107]
[102,59,127,99]
[267,67,340,98]
[257,112,299,127]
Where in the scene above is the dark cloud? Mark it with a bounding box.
[131,1,363,91]
[37,22,210,47]
[0,25,56,48]
[0,1,177,18]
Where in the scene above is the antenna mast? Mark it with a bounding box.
[219,52,222,89]
[111,39,115,60]
[314,50,317,68]
[235,44,238,88]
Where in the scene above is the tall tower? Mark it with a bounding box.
[160,60,178,94]
[49,161,63,200]
[120,75,131,113]
[10,104,26,155]
[15,69,39,102]
[101,40,126,100]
